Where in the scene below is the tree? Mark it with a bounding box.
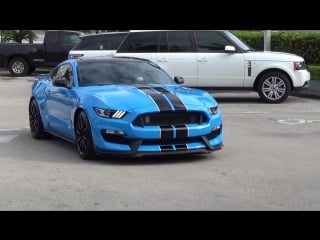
[1,30,38,43]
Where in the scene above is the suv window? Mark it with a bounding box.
[194,31,230,52]
[167,31,193,52]
[73,33,127,50]
[117,32,160,53]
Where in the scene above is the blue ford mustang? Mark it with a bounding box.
[29,57,223,159]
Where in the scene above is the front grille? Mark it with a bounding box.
[133,111,206,127]
[101,127,221,145]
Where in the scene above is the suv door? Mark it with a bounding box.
[155,31,197,86]
[194,31,245,87]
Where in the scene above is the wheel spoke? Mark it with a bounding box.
[29,104,38,133]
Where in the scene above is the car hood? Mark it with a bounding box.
[244,51,304,62]
[80,84,216,111]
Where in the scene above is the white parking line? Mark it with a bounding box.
[0,135,18,143]
[223,111,271,114]
[277,119,320,126]
[0,127,29,132]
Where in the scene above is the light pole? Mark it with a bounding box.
[264,30,271,51]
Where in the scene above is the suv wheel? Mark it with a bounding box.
[257,72,291,103]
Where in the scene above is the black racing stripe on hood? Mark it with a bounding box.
[137,86,172,111]
[150,94,172,111]
[137,86,156,95]
[165,94,187,111]
[151,86,171,94]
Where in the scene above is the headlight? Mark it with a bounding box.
[94,108,127,119]
[209,106,219,115]
[294,61,306,70]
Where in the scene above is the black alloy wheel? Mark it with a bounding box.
[29,99,50,139]
[75,111,96,160]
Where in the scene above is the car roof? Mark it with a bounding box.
[76,56,151,64]
[80,31,128,39]
[129,30,224,32]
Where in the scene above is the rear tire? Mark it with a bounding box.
[257,72,291,103]
[75,111,96,160]
[9,57,30,76]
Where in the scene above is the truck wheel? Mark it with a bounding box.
[257,72,291,104]
[9,58,30,77]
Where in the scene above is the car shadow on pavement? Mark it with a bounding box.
[93,152,215,166]
[214,96,261,103]
[15,131,216,166]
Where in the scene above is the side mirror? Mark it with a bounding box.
[225,45,236,53]
[174,76,184,84]
[53,76,66,87]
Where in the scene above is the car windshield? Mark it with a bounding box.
[78,60,174,86]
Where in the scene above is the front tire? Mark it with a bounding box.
[9,57,30,77]
[29,99,50,139]
[257,72,291,103]
[75,111,96,160]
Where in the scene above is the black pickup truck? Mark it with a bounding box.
[0,30,83,76]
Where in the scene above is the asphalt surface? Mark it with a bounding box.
[1,71,320,210]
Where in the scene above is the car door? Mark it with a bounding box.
[155,31,197,87]
[45,64,76,139]
[194,31,245,87]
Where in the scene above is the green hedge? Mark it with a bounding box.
[308,65,320,80]
[232,31,320,65]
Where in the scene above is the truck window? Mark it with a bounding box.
[194,31,230,52]
[63,33,81,47]
[45,31,59,45]
[117,32,160,53]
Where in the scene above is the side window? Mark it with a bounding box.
[107,34,127,49]
[74,36,103,50]
[62,33,81,48]
[117,32,160,53]
[195,31,230,52]
[159,32,168,52]
[167,31,193,52]
[45,31,59,46]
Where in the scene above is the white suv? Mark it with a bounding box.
[115,30,310,103]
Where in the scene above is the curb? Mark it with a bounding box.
[293,91,320,100]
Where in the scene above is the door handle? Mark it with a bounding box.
[198,58,208,63]
[158,58,168,62]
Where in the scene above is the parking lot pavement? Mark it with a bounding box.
[1,75,320,210]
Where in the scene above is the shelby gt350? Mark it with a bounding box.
[29,57,223,159]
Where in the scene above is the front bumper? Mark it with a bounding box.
[88,110,223,156]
